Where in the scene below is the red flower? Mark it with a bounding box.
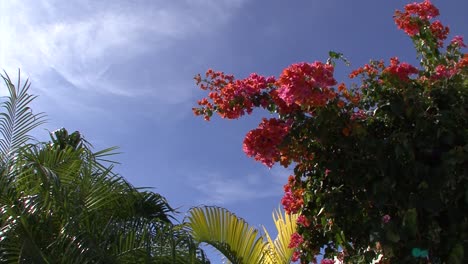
[282,176,304,214]
[383,57,419,82]
[432,65,456,80]
[394,0,440,37]
[288,233,304,249]
[382,214,391,224]
[349,63,379,78]
[429,20,449,47]
[291,251,301,262]
[194,71,275,120]
[277,62,337,108]
[351,110,367,120]
[404,0,439,20]
[243,118,290,167]
[269,89,301,115]
[321,259,335,264]
[451,35,467,47]
[297,215,311,227]
[394,12,421,37]
[456,54,468,70]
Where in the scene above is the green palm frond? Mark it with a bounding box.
[0,71,45,165]
[0,74,209,263]
[132,191,175,222]
[187,206,298,264]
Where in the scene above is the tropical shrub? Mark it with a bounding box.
[193,1,467,263]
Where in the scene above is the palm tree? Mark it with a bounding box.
[187,206,298,264]
[0,71,209,263]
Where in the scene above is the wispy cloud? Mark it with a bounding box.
[0,0,246,101]
[187,166,292,205]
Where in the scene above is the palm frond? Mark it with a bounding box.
[133,191,175,222]
[0,70,46,165]
[262,208,298,264]
[187,206,268,264]
[187,206,298,264]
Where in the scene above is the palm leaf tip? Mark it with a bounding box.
[0,70,46,165]
[262,208,298,264]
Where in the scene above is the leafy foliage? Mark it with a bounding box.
[0,70,45,165]
[0,72,209,263]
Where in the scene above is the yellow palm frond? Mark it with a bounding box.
[187,206,298,264]
[188,206,268,264]
[262,207,298,264]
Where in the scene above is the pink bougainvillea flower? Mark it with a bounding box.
[288,233,304,249]
[351,110,367,120]
[276,62,337,108]
[404,0,439,19]
[382,214,391,224]
[321,259,335,264]
[291,251,301,262]
[394,12,421,37]
[194,70,276,120]
[456,54,468,70]
[394,0,440,37]
[282,176,304,214]
[269,89,302,116]
[451,35,467,47]
[297,215,311,227]
[383,57,419,82]
[429,20,449,47]
[432,64,456,80]
[243,118,290,167]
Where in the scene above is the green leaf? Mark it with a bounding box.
[402,208,418,238]
[385,229,400,243]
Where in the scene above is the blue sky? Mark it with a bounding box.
[1,0,467,262]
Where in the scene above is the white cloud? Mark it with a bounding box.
[0,0,246,100]
[187,166,292,205]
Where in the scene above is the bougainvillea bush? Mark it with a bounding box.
[193,1,467,263]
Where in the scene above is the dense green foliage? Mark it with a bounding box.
[0,72,209,263]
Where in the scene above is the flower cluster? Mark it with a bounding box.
[457,54,468,70]
[432,64,456,80]
[296,215,310,227]
[429,20,450,47]
[382,57,419,82]
[194,70,275,120]
[451,36,467,48]
[243,118,290,167]
[350,110,367,121]
[291,251,301,262]
[269,89,302,115]
[394,0,439,36]
[289,232,304,249]
[277,62,337,108]
[281,176,303,214]
[349,63,381,79]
